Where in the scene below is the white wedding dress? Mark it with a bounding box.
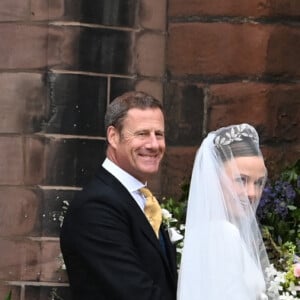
[177,124,270,300]
[177,220,267,300]
[208,221,266,300]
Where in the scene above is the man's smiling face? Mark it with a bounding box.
[107,108,165,183]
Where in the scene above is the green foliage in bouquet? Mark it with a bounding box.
[161,183,188,226]
[161,182,189,265]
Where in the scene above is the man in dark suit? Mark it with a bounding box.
[60,91,177,300]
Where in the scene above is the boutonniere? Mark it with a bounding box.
[162,208,184,244]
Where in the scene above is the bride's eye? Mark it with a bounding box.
[235,176,247,186]
[255,178,265,189]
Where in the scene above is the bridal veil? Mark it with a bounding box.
[177,124,270,300]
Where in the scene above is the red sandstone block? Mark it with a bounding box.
[261,144,300,178]
[265,84,300,141]
[0,73,47,133]
[26,136,106,186]
[24,136,46,185]
[207,82,300,143]
[0,285,20,300]
[207,82,271,130]
[0,25,78,69]
[0,24,48,69]
[0,136,23,185]
[0,0,30,21]
[136,32,166,77]
[169,0,300,18]
[161,146,198,199]
[31,0,65,21]
[0,239,41,281]
[39,240,68,282]
[265,26,300,77]
[168,22,269,77]
[0,0,64,21]
[47,26,79,68]
[140,0,167,30]
[168,23,300,78]
[0,187,41,237]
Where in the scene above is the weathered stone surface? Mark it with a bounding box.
[24,136,45,186]
[0,73,47,133]
[168,23,300,78]
[0,188,41,237]
[0,0,299,294]
[0,239,67,282]
[47,26,79,68]
[42,138,105,187]
[33,0,64,20]
[41,189,76,237]
[169,0,300,17]
[44,73,107,136]
[0,285,20,300]
[140,0,167,30]
[0,0,65,21]
[39,240,68,282]
[262,144,300,177]
[0,24,49,69]
[78,0,137,27]
[76,27,133,75]
[265,26,300,77]
[136,32,166,77]
[110,77,136,101]
[207,82,300,143]
[135,79,164,102]
[0,239,41,281]
[165,82,205,146]
[25,285,71,300]
[0,137,23,185]
[0,0,30,21]
[161,146,198,199]
[167,22,269,77]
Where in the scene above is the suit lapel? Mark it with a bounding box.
[95,167,177,285]
[160,226,178,277]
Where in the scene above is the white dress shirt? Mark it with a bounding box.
[102,158,147,211]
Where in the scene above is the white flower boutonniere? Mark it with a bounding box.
[162,208,184,244]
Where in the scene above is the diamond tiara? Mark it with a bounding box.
[214,124,259,148]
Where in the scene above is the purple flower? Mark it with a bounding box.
[285,184,296,200]
[257,179,297,220]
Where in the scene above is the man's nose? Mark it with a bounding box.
[147,133,159,148]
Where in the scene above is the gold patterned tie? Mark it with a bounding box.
[140,187,162,238]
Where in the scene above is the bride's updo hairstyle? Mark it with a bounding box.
[213,123,262,162]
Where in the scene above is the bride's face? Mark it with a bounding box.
[222,156,267,215]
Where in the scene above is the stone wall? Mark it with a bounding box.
[0,0,167,299]
[0,0,299,299]
[163,0,300,198]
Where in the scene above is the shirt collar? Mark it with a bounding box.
[102,158,145,193]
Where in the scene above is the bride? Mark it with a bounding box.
[177,124,274,300]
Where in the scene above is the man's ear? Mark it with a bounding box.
[107,126,119,149]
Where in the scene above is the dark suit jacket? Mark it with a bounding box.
[60,166,177,300]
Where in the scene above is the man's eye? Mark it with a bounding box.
[156,132,164,138]
[136,132,148,137]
